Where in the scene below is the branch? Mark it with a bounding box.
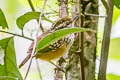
[24,0,47,80]
[101,0,109,13]
[78,0,85,80]
[49,61,65,73]
[0,30,33,41]
[28,0,45,32]
[28,0,35,11]
[54,0,68,80]
[98,0,113,80]
[36,60,42,80]
[85,12,106,17]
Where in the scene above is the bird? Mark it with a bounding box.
[19,16,79,68]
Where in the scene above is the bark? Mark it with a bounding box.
[54,0,68,80]
[54,0,98,80]
[66,0,98,80]
[98,0,113,80]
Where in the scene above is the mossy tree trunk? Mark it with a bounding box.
[54,0,98,80]
[54,0,68,80]
[66,0,98,80]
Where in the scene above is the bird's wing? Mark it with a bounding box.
[19,30,49,68]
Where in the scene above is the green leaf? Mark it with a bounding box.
[0,37,23,80]
[36,28,95,52]
[0,8,8,29]
[112,0,120,9]
[112,6,120,24]
[16,12,52,30]
[0,37,11,49]
[0,76,18,80]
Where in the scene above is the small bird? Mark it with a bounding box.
[19,16,79,68]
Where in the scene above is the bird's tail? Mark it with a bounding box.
[19,53,31,68]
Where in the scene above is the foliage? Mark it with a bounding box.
[16,12,52,30]
[112,6,120,24]
[112,0,120,9]
[36,28,95,52]
[0,37,23,80]
[0,8,8,29]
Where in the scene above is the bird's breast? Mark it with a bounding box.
[35,44,67,61]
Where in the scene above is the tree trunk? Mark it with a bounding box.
[54,0,98,80]
[54,0,68,80]
[66,0,98,80]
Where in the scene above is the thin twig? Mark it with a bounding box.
[28,0,45,32]
[49,61,65,73]
[24,0,47,80]
[65,71,67,80]
[27,0,46,79]
[85,12,106,17]
[0,30,33,41]
[28,0,35,11]
[78,0,85,80]
[44,12,58,15]
[24,57,33,80]
[36,60,42,80]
